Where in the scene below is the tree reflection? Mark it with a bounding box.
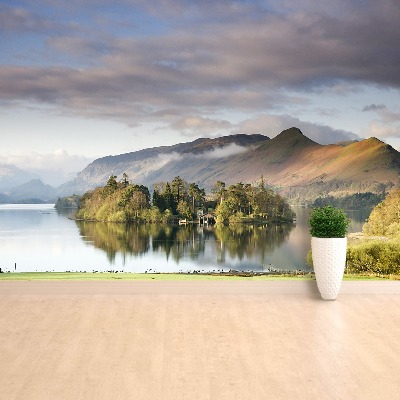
[150,225,206,263]
[76,221,294,267]
[76,221,150,263]
[213,223,294,266]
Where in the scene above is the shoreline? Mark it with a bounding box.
[0,271,397,281]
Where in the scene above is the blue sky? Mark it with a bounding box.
[1,0,400,184]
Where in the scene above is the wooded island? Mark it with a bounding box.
[73,175,295,224]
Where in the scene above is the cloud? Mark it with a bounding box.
[237,114,359,144]
[150,142,250,169]
[46,37,114,61]
[1,0,399,128]
[367,121,400,139]
[170,116,233,136]
[362,104,386,112]
[0,5,57,33]
[202,143,250,159]
[0,0,399,158]
[363,105,400,139]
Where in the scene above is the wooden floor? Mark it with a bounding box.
[1,281,400,400]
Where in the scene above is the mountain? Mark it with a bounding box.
[203,128,400,201]
[0,164,39,192]
[58,127,400,202]
[57,134,268,195]
[7,179,57,202]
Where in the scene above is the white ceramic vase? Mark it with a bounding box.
[311,237,347,300]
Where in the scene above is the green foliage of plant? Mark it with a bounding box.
[177,200,192,220]
[228,211,245,224]
[307,238,400,276]
[309,205,350,238]
[215,200,231,223]
[142,206,163,223]
[346,240,400,275]
[214,180,295,225]
[363,189,400,236]
[76,177,151,223]
[76,174,294,225]
[55,195,81,209]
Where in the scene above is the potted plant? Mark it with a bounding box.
[309,205,350,300]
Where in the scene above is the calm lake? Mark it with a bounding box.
[0,204,370,273]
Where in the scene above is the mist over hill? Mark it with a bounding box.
[57,134,268,196]
[58,127,400,203]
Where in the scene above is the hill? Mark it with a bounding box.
[7,179,57,203]
[57,134,267,195]
[57,128,400,203]
[0,164,38,192]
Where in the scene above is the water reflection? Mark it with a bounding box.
[76,222,151,263]
[0,204,372,273]
[213,224,293,264]
[75,221,295,271]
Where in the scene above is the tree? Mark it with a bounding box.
[152,189,165,211]
[363,189,400,236]
[171,176,187,205]
[129,191,148,217]
[211,181,226,205]
[104,175,118,196]
[255,188,275,218]
[215,200,232,224]
[132,184,151,205]
[162,182,175,213]
[177,200,192,220]
[226,183,248,213]
[188,183,205,213]
[121,173,129,187]
[244,183,256,215]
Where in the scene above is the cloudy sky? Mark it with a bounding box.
[1,0,399,183]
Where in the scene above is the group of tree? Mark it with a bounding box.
[75,175,206,223]
[75,174,295,224]
[152,176,206,220]
[55,194,81,209]
[212,179,295,224]
[339,189,400,277]
[363,189,400,236]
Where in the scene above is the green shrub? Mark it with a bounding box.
[307,239,400,275]
[346,240,400,275]
[109,210,128,223]
[386,222,400,237]
[306,250,313,268]
[309,205,349,238]
[229,211,245,224]
[363,189,400,237]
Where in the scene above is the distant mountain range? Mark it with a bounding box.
[0,164,39,192]
[0,164,55,203]
[58,133,267,196]
[2,127,400,203]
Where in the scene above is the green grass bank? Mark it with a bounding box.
[0,272,394,281]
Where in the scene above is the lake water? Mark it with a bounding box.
[0,204,370,273]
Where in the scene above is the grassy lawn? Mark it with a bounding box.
[0,272,394,281]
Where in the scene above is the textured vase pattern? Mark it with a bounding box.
[311,237,347,300]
